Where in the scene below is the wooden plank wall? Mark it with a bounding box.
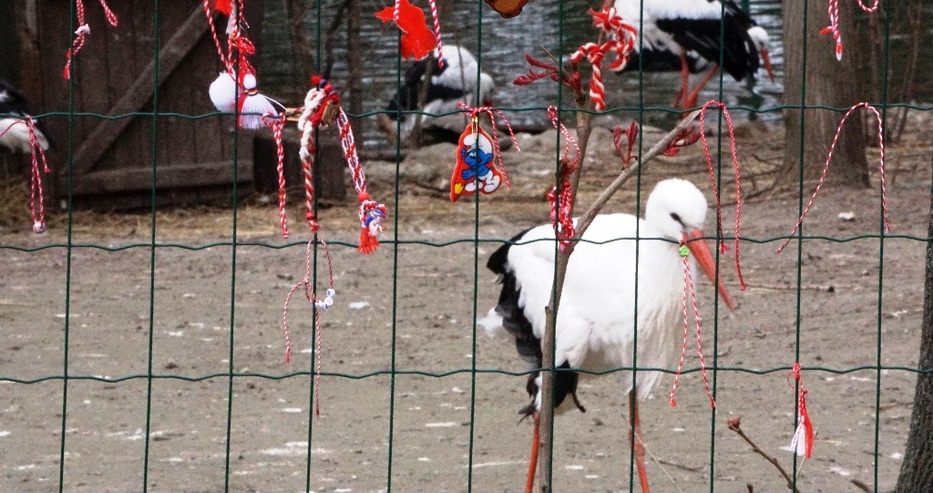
[35,0,265,208]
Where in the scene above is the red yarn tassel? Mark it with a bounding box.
[789,363,814,458]
[359,228,380,255]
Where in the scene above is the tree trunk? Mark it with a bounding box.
[895,157,933,492]
[781,0,869,188]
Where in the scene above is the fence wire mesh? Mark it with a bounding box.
[1,1,931,492]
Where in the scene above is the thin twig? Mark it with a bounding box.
[575,109,702,238]
[728,420,802,493]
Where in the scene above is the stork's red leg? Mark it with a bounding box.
[673,51,691,108]
[525,412,540,493]
[683,65,721,109]
[628,392,651,493]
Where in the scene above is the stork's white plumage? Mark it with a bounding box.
[486,178,734,493]
[377,45,495,146]
[612,0,774,108]
[0,78,50,154]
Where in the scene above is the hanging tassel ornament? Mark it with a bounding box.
[788,363,815,458]
[202,2,282,130]
[450,102,519,202]
[545,106,582,250]
[294,76,388,253]
[63,0,119,80]
[236,71,282,130]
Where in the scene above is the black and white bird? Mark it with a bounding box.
[377,44,495,146]
[0,78,50,153]
[612,0,775,108]
[485,179,735,493]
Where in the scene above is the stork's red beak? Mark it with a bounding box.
[683,229,735,311]
[760,49,775,83]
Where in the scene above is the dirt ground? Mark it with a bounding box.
[1,113,931,493]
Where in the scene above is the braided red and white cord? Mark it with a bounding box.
[698,101,746,290]
[0,118,51,233]
[63,0,119,80]
[778,102,889,253]
[669,248,716,409]
[822,0,880,61]
[282,239,336,416]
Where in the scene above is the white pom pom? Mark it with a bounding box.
[241,73,257,90]
[322,297,334,308]
[33,221,46,234]
[209,72,237,112]
[325,288,336,298]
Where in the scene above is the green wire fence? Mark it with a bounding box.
[1,0,931,492]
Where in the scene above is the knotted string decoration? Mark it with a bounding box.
[821,0,880,61]
[295,76,388,254]
[293,76,341,236]
[63,0,119,80]
[788,362,815,458]
[282,239,336,416]
[568,7,636,111]
[545,106,582,251]
[426,0,445,67]
[669,243,716,409]
[778,102,889,253]
[698,101,747,291]
[0,118,52,233]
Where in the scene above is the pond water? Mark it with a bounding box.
[257,1,928,146]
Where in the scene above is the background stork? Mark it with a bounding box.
[377,45,495,146]
[612,0,775,108]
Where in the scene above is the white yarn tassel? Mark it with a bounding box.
[237,73,279,130]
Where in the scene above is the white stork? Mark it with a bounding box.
[485,178,735,493]
[0,78,50,153]
[612,0,775,108]
[377,44,495,146]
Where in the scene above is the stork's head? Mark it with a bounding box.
[747,26,775,83]
[646,179,735,310]
[478,72,496,107]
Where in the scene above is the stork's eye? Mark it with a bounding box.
[670,212,682,224]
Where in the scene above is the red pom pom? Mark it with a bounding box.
[358,192,370,202]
